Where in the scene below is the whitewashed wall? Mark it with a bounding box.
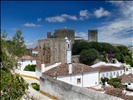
[32,50,38,55]
[36,68,42,79]
[18,59,36,71]
[122,82,133,90]
[100,69,124,79]
[57,71,99,87]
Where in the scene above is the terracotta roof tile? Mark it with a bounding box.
[94,65,123,72]
[22,55,36,60]
[121,74,133,83]
[43,63,98,77]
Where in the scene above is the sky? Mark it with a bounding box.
[1,1,133,48]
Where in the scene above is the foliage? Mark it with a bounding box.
[1,69,28,100]
[108,78,126,89]
[1,30,28,99]
[101,77,109,85]
[1,29,27,69]
[31,83,40,91]
[24,64,36,71]
[80,49,99,65]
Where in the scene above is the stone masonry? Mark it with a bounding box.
[88,30,98,42]
[38,38,66,64]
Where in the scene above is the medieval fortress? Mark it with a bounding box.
[38,28,98,64]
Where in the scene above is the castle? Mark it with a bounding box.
[38,28,98,64]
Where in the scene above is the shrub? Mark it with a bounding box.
[24,64,36,71]
[80,49,99,65]
[31,83,40,91]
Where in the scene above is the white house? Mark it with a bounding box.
[94,65,124,82]
[31,46,38,56]
[43,63,99,87]
[18,55,36,71]
[121,74,133,90]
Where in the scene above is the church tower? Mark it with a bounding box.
[65,37,72,74]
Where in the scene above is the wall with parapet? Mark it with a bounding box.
[40,75,123,100]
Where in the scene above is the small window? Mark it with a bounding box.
[102,74,104,78]
[120,71,122,74]
[126,68,128,71]
[77,78,81,84]
[106,73,108,77]
[95,82,97,84]
[114,72,115,75]
[31,60,32,63]
[68,44,69,49]
[128,83,131,85]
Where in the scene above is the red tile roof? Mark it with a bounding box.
[43,63,98,77]
[21,55,36,60]
[94,65,123,72]
[120,74,133,83]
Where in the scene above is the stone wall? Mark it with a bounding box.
[88,30,98,42]
[72,55,80,63]
[40,75,123,100]
[38,38,66,64]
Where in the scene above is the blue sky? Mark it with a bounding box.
[1,1,133,48]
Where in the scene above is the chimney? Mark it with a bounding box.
[41,63,45,73]
[68,64,72,74]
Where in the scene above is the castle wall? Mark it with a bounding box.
[88,30,98,42]
[38,38,66,64]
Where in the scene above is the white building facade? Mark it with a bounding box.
[18,55,36,71]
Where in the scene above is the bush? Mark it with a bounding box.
[80,49,99,65]
[31,83,40,91]
[24,64,36,71]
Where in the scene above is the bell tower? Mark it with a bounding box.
[65,37,72,74]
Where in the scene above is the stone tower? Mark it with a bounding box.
[88,30,98,42]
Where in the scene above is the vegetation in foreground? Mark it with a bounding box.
[1,30,28,100]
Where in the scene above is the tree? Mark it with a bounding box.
[80,49,99,65]
[1,30,28,100]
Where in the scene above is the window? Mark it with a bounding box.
[68,44,69,49]
[128,83,131,85]
[31,60,32,63]
[77,78,81,84]
[117,72,119,77]
[114,72,115,75]
[102,74,104,78]
[120,71,122,74]
[126,68,128,71]
[110,73,112,78]
[106,73,108,77]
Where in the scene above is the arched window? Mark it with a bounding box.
[68,44,69,49]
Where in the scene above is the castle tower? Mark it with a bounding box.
[88,30,98,42]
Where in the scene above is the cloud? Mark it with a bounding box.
[45,14,77,22]
[25,39,38,48]
[23,23,41,27]
[98,1,133,46]
[37,18,42,22]
[94,7,111,18]
[79,10,89,20]
[75,32,87,39]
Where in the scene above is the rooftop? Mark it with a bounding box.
[120,74,133,83]
[21,55,36,60]
[94,65,123,72]
[43,63,98,77]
